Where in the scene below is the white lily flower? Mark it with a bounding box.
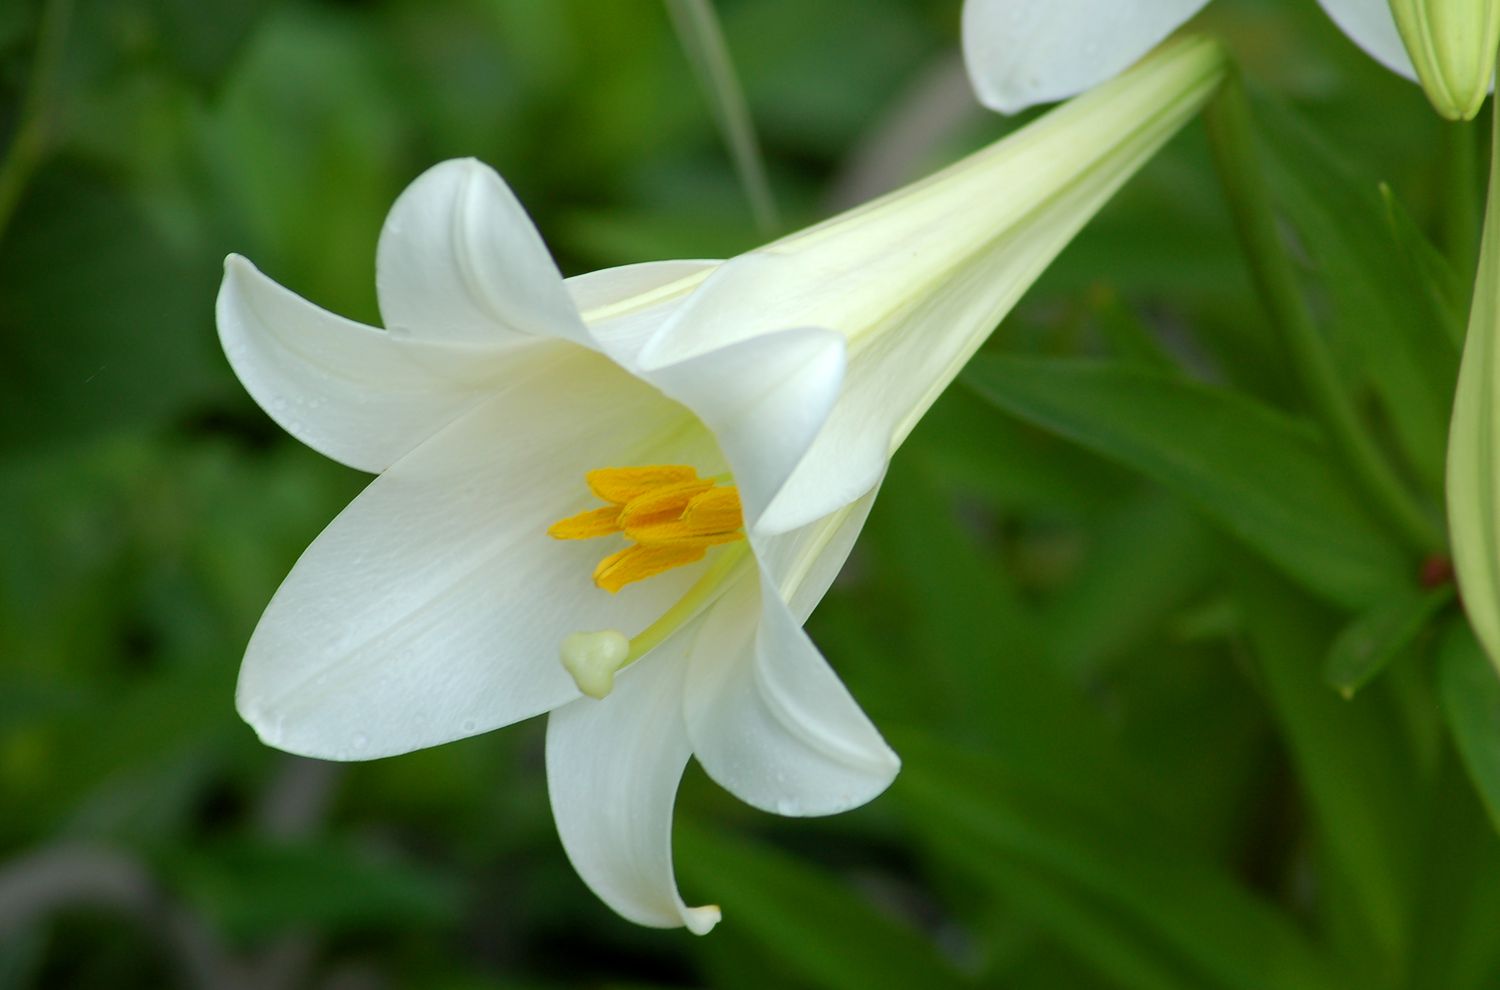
[218,37,1224,934]
[963,0,1416,116]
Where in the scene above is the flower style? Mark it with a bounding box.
[218,37,1225,933]
[961,0,1461,116]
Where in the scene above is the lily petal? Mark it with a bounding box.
[567,260,718,315]
[217,255,512,473]
[683,567,899,817]
[376,158,590,348]
[642,328,846,530]
[546,643,720,934]
[236,345,722,760]
[754,482,882,623]
[568,260,719,369]
[1317,0,1418,81]
[961,0,1210,114]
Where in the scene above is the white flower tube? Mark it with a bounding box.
[218,37,1226,934]
[963,0,1414,115]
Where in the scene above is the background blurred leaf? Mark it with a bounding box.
[1439,622,1500,835]
[1233,565,1420,978]
[1323,587,1450,699]
[894,730,1342,990]
[1254,96,1459,492]
[962,356,1409,608]
[677,824,967,990]
[162,837,458,942]
[0,167,222,452]
[1380,183,1468,346]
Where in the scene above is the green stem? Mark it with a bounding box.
[1439,117,1481,284]
[0,0,72,247]
[1203,72,1443,555]
[663,0,779,234]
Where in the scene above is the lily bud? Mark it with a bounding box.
[1387,0,1500,120]
[1448,114,1500,669]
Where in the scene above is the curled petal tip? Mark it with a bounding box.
[683,904,721,935]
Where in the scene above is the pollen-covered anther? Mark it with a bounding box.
[548,465,745,592]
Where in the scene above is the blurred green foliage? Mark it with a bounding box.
[4,0,1500,987]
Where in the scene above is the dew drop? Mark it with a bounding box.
[460,719,477,734]
[352,733,369,750]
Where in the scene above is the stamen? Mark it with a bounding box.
[594,543,708,593]
[549,465,753,699]
[547,505,622,540]
[587,465,700,503]
[548,464,746,591]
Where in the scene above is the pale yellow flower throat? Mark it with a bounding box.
[547,465,749,699]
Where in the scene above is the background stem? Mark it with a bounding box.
[1204,73,1443,556]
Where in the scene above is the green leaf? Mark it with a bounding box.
[1407,759,1500,990]
[1233,566,1419,970]
[1255,96,1459,492]
[1439,621,1500,834]
[973,858,1204,990]
[675,825,968,990]
[852,440,1178,828]
[1324,586,1451,698]
[163,838,458,942]
[1379,183,1467,347]
[0,167,224,452]
[962,355,1408,608]
[893,730,1342,990]
[1042,491,1218,679]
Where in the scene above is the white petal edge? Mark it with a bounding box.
[236,343,725,760]
[546,640,720,934]
[567,260,719,370]
[567,260,719,316]
[1316,0,1418,81]
[961,0,1210,114]
[682,566,899,818]
[376,158,591,348]
[640,327,847,531]
[754,480,883,624]
[217,255,525,474]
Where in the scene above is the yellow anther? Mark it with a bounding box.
[546,505,622,540]
[594,543,709,593]
[549,464,745,592]
[587,465,700,503]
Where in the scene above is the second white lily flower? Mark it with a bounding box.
[963,0,1424,115]
[219,37,1226,934]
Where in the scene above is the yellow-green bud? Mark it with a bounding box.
[1388,0,1500,120]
